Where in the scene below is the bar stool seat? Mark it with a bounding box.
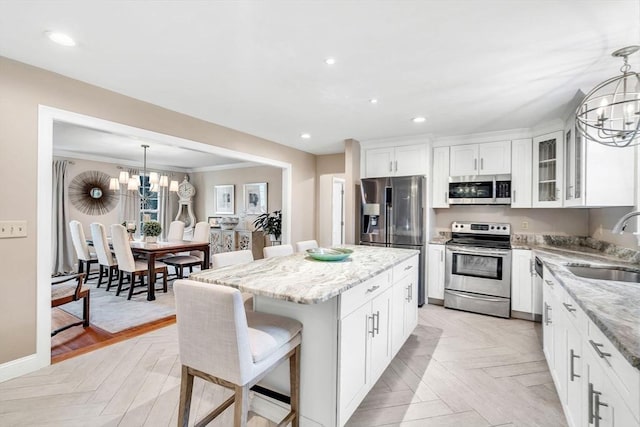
[174,279,302,427]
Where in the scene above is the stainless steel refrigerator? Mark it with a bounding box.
[359,175,426,306]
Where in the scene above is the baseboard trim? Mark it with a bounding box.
[511,310,542,322]
[0,353,47,383]
[427,298,444,306]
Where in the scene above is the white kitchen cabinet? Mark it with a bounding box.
[542,271,556,369]
[511,138,532,208]
[427,244,445,302]
[449,141,511,176]
[363,144,427,178]
[391,255,419,355]
[533,131,564,207]
[566,319,583,427]
[510,249,536,315]
[431,146,450,208]
[563,120,634,207]
[369,287,392,382]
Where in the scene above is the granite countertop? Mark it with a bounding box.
[533,246,640,369]
[188,244,418,304]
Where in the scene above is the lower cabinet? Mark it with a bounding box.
[542,266,640,427]
[427,244,445,302]
[391,256,419,355]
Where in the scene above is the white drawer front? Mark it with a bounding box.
[587,319,640,421]
[339,271,391,318]
[393,255,419,283]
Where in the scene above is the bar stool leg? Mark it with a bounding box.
[290,345,301,427]
[178,365,194,427]
[233,385,249,427]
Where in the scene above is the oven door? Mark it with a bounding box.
[445,245,511,298]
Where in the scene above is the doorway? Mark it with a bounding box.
[332,177,345,246]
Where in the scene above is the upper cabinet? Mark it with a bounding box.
[363,143,427,178]
[511,138,533,208]
[532,131,564,208]
[564,120,634,207]
[449,141,511,176]
[431,146,450,208]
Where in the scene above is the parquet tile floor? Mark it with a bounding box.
[0,305,567,426]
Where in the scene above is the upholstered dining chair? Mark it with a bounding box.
[163,221,210,279]
[295,240,318,253]
[51,273,89,336]
[110,224,168,300]
[166,220,185,242]
[69,220,99,279]
[174,280,301,427]
[90,222,118,290]
[263,244,294,259]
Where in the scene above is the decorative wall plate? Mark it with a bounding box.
[68,170,118,215]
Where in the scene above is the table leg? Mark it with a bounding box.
[202,244,210,270]
[147,253,156,301]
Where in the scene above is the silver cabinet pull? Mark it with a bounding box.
[394,160,398,172]
[569,349,580,381]
[373,311,380,335]
[563,302,576,313]
[389,161,393,172]
[404,265,413,271]
[368,315,376,337]
[474,158,477,171]
[545,279,554,287]
[589,340,612,359]
[544,302,552,325]
[480,158,484,170]
[366,285,380,293]
[589,382,607,427]
[513,189,516,203]
[444,191,448,204]
[406,284,412,302]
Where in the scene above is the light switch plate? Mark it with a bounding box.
[0,221,27,238]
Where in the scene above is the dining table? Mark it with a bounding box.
[129,240,211,300]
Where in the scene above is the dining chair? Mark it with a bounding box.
[295,240,318,253]
[69,220,99,279]
[110,224,168,300]
[167,220,185,242]
[51,273,89,336]
[162,221,210,279]
[263,244,294,258]
[174,279,301,427]
[90,222,119,290]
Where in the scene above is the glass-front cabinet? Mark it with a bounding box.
[564,123,584,206]
[532,131,564,207]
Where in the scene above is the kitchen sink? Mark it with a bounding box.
[566,265,640,283]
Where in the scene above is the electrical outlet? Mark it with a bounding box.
[521,221,529,230]
[0,221,27,238]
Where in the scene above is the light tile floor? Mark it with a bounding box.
[0,305,566,426]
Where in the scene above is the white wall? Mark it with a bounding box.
[589,207,638,248]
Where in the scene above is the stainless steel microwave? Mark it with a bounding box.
[448,175,511,205]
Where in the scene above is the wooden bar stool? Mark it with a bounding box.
[174,279,302,427]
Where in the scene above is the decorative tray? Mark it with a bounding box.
[306,247,353,262]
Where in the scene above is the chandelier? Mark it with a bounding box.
[576,45,640,147]
[108,144,179,207]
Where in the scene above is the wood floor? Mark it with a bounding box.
[1,305,566,426]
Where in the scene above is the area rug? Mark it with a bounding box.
[59,275,176,334]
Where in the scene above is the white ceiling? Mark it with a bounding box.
[1,1,640,155]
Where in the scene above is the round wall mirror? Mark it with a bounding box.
[68,170,118,215]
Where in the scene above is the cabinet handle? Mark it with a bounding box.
[545,279,554,288]
[569,349,580,381]
[513,189,516,203]
[389,161,393,172]
[474,158,477,170]
[394,160,398,172]
[562,302,576,313]
[366,285,380,293]
[406,284,412,302]
[589,382,607,427]
[404,265,413,271]
[373,311,380,336]
[589,340,612,359]
[544,302,552,325]
[480,158,484,170]
[368,315,376,337]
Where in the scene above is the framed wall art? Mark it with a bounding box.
[213,184,234,214]
[243,182,267,214]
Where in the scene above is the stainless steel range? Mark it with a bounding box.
[444,221,511,318]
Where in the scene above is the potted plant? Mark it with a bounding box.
[142,220,162,243]
[253,210,282,242]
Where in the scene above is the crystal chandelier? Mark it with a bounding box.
[108,144,179,207]
[576,45,640,147]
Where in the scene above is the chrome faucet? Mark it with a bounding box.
[612,210,640,234]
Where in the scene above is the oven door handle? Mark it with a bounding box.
[446,246,511,257]
[445,290,507,303]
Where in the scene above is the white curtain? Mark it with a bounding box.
[119,168,140,236]
[51,160,74,275]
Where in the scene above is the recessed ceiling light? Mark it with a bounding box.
[45,31,76,47]
[300,133,311,139]
[325,57,336,65]
[369,98,378,104]
[412,116,426,123]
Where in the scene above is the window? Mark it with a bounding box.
[138,175,159,230]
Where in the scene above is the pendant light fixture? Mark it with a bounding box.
[576,45,640,147]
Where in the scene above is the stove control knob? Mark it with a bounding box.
[490,226,495,230]
[503,226,507,230]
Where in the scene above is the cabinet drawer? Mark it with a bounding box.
[393,255,418,283]
[561,292,587,334]
[340,271,391,318]
[587,320,640,421]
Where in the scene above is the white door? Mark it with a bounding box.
[478,141,511,175]
[365,148,394,178]
[511,138,532,208]
[449,144,478,176]
[394,144,427,176]
[533,131,564,207]
[427,244,445,300]
[510,249,533,313]
[332,178,345,246]
[431,147,450,208]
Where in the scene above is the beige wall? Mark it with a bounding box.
[191,165,283,230]
[588,207,638,248]
[345,140,361,244]
[0,56,316,365]
[434,206,590,236]
[316,154,346,246]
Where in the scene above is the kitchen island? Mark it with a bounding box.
[189,244,420,427]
